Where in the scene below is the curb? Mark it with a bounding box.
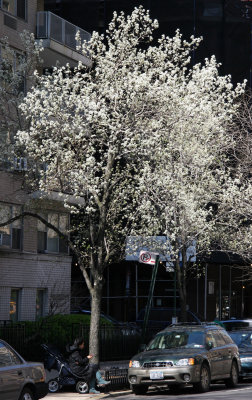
[107,390,132,397]
[46,389,132,399]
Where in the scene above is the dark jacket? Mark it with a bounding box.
[66,344,90,378]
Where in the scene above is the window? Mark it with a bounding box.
[205,331,217,348]
[221,330,234,345]
[0,204,22,250]
[37,212,69,254]
[2,0,15,15]
[36,289,47,320]
[0,342,22,366]
[203,1,223,17]
[10,288,21,322]
[1,0,27,20]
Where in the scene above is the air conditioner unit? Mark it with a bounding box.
[13,157,27,171]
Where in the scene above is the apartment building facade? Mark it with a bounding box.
[0,0,90,321]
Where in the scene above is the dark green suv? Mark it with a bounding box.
[128,323,240,395]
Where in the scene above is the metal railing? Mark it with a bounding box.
[36,11,91,52]
[0,322,142,362]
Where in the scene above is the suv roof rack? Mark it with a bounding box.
[227,326,252,331]
[168,322,223,328]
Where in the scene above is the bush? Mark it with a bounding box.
[10,313,113,360]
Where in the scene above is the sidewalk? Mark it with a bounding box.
[45,390,132,400]
[45,360,130,399]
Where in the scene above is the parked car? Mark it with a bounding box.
[220,319,252,331]
[228,329,252,380]
[136,307,201,329]
[0,339,48,400]
[71,308,140,335]
[128,323,240,395]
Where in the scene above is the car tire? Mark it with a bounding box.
[76,380,89,394]
[225,360,239,388]
[19,388,35,400]
[131,384,148,395]
[193,363,210,393]
[48,379,60,393]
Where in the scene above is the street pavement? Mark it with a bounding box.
[44,382,252,400]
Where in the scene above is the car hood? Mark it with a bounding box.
[238,347,252,357]
[132,348,206,363]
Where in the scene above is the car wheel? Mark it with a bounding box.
[131,384,148,395]
[19,388,35,400]
[225,360,239,388]
[48,378,60,393]
[193,364,210,393]
[76,380,89,394]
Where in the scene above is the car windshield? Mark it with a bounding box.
[146,330,205,350]
[229,331,252,348]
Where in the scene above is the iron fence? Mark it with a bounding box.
[105,368,129,390]
[0,322,143,362]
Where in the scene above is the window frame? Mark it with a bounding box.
[9,288,21,322]
[0,204,22,250]
[36,288,47,320]
[0,0,27,21]
[37,212,69,255]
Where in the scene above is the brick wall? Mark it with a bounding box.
[0,171,72,321]
[0,1,74,321]
[0,252,71,320]
[0,0,38,52]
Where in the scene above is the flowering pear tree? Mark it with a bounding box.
[16,7,181,361]
[1,6,250,358]
[134,57,252,319]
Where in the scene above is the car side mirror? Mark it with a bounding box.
[206,341,214,350]
[139,344,146,352]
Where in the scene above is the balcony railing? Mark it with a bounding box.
[37,11,91,52]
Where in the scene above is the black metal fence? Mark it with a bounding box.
[105,368,129,390]
[0,322,142,362]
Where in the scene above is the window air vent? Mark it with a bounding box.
[4,14,17,30]
[14,157,27,171]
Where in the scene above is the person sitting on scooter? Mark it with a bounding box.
[66,337,110,394]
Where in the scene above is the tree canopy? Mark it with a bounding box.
[1,6,251,359]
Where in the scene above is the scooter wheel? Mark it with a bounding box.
[76,380,89,394]
[48,379,60,393]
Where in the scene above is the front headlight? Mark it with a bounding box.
[175,358,195,366]
[129,360,141,368]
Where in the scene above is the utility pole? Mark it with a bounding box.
[141,255,159,344]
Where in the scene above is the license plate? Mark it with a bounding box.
[150,371,164,380]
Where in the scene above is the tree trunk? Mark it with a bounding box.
[89,281,103,365]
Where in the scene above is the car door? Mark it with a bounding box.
[212,330,229,376]
[220,329,237,373]
[0,342,24,400]
[205,330,223,378]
